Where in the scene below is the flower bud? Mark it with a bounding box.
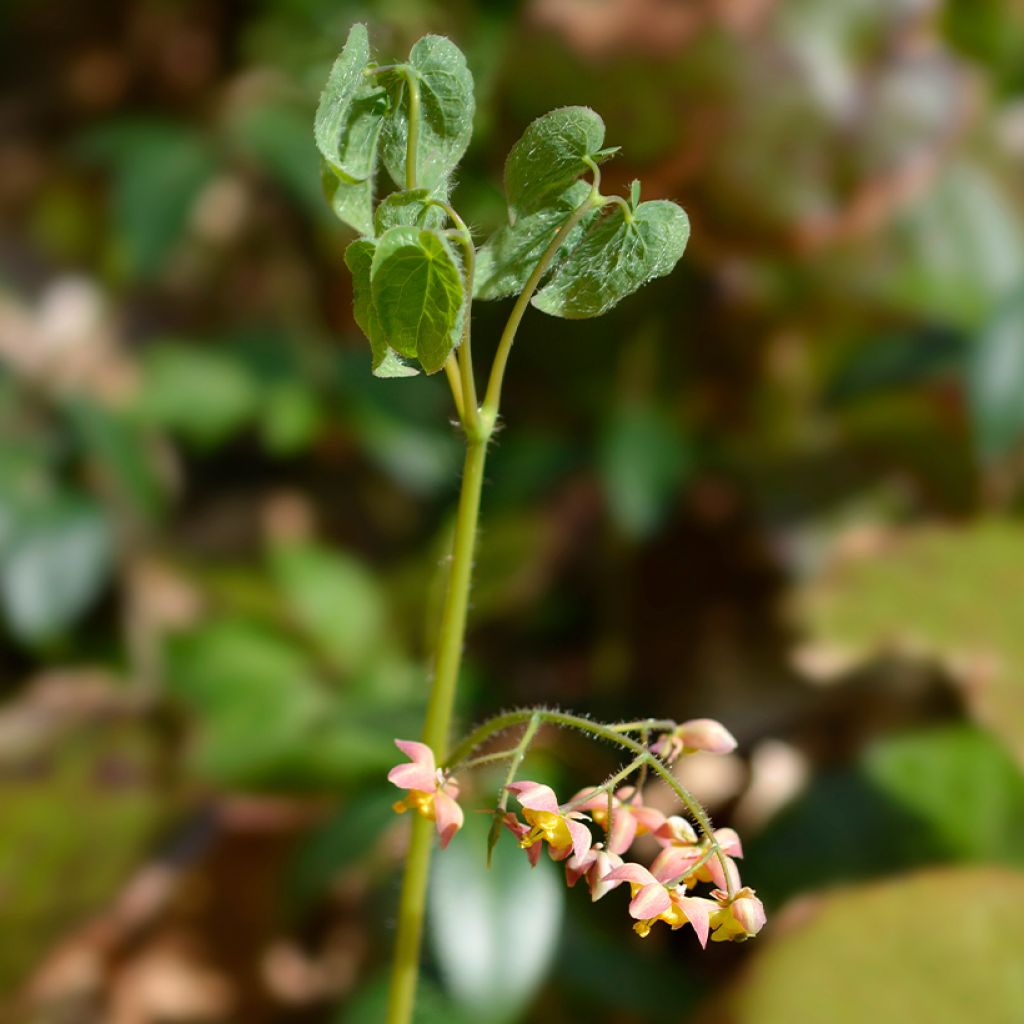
[677,718,738,755]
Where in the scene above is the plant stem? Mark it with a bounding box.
[481,191,602,421]
[386,436,490,1024]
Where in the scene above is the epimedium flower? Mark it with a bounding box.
[650,718,738,764]
[569,785,666,855]
[602,856,718,945]
[564,843,623,901]
[387,739,463,849]
[709,886,767,942]
[652,819,744,889]
[506,781,592,863]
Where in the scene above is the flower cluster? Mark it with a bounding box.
[387,717,765,947]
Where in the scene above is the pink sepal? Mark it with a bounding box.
[628,884,672,921]
[434,790,464,849]
[506,780,560,813]
[679,896,714,948]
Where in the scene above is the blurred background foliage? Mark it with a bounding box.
[1,0,1024,1021]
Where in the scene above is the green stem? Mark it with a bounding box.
[387,437,490,1024]
[481,190,602,422]
[403,69,421,191]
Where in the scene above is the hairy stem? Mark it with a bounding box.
[387,437,489,1024]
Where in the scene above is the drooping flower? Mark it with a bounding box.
[506,781,592,863]
[602,858,718,944]
[387,739,463,848]
[652,820,744,889]
[569,785,666,855]
[708,886,767,942]
[564,843,623,901]
[650,718,738,763]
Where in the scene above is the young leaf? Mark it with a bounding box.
[374,188,447,235]
[533,199,689,319]
[344,239,419,378]
[380,36,475,192]
[474,180,597,300]
[314,23,372,170]
[370,226,464,374]
[504,106,608,223]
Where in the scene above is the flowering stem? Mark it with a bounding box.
[446,708,735,899]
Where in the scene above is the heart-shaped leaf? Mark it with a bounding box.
[504,107,609,223]
[381,35,475,192]
[314,23,372,171]
[474,180,597,300]
[344,239,419,378]
[533,199,689,319]
[370,226,464,374]
[374,188,447,236]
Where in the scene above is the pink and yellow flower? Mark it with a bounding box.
[652,819,744,889]
[602,857,718,944]
[570,785,666,856]
[708,886,766,942]
[387,739,463,848]
[564,843,623,901]
[506,781,592,863]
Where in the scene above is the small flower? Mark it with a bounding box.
[570,785,666,855]
[709,886,766,942]
[650,718,737,763]
[652,821,744,889]
[565,843,623,901]
[506,781,592,863]
[602,857,717,945]
[387,739,463,848]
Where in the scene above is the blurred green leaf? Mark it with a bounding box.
[260,380,322,454]
[968,287,1024,464]
[504,106,607,222]
[428,813,564,1023]
[140,341,261,447]
[533,200,689,319]
[371,226,464,374]
[723,866,1024,1024]
[474,180,594,301]
[380,35,475,193]
[269,540,386,675]
[599,402,691,538]
[77,120,216,278]
[0,493,112,643]
[748,726,1024,904]
[340,974,475,1024]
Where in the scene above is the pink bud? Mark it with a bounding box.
[677,718,737,755]
[731,894,767,938]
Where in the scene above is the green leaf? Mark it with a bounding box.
[428,814,564,1023]
[139,341,261,446]
[370,226,464,374]
[721,866,1024,1024]
[474,180,595,300]
[504,106,607,222]
[373,188,447,235]
[381,35,475,192]
[533,199,689,318]
[269,540,386,675]
[0,495,112,644]
[344,239,419,378]
[315,25,389,235]
[313,23,372,169]
[968,287,1024,464]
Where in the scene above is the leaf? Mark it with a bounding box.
[269,540,386,675]
[428,814,564,1023]
[474,180,595,300]
[599,402,691,538]
[139,341,261,446]
[504,106,607,223]
[370,226,464,374]
[533,199,689,319]
[344,239,419,378]
[0,495,112,644]
[721,866,1024,1024]
[373,188,447,235]
[380,35,475,192]
[968,287,1024,464]
[313,23,372,170]
[795,521,1024,759]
